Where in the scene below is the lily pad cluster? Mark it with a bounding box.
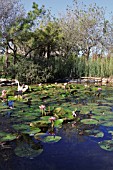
[1,83,113,155]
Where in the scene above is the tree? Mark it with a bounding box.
[58,0,108,59]
[0,0,25,76]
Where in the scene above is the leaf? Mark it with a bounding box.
[42,136,61,143]
[80,118,99,125]
[1,133,17,142]
[22,127,41,135]
[99,140,113,151]
[102,121,113,127]
[54,119,63,127]
[13,124,30,131]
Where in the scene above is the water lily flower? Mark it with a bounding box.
[49,116,56,122]
[49,116,56,128]
[0,90,7,102]
[39,105,45,110]
[38,83,42,86]
[84,84,89,88]
[72,122,76,127]
[72,111,77,117]
[84,84,87,87]
[39,105,46,115]
[64,83,67,86]
[98,87,102,91]
[1,90,7,98]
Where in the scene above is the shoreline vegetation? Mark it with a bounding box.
[1,1,113,85]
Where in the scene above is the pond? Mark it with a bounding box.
[1,83,113,170]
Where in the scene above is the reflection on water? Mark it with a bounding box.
[1,123,113,170]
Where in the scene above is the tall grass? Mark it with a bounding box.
[1,54,113,83]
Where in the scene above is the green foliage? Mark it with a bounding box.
[1,1,113,82]
[2,53,113,83]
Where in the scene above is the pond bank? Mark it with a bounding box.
[1,77,113,86]
[69,77,113,86]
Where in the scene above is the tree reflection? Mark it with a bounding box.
[14,134,43,158]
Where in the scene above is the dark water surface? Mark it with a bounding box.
[1,124,113,170]
[1,84,113,170]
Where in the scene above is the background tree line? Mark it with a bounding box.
[0,0,113,84]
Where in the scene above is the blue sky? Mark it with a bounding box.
[21,0,113,19]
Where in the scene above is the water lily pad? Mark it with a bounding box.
[19,115,37,121]
[0,133,17,142]
[22,127,41,136]
[0,131,7,137]
[92,132,104,137]
[98,140,113,151]
[54,119,63,127]
[13,124,30,131]
[80,106,91,115]
[41,135,61,143]
[80,118,99,125]
[40,116,52,122]
[102,121,113,127]
[34,132,47,140]
[85,129,104,137]
[53,107,65,115]
[30,120,49,128]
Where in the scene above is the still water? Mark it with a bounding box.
[1,123,113,170]
[1,83,113,170]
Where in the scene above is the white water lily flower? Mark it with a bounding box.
[72,111,76,117]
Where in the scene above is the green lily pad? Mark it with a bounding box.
[98,140,113,151]
[19,115,37,121]
[54,119,63,127]
[53,107,65,115]
[40,116,52,121]
[34,132,47,140]
[85,129,104,137]
[42,135,61,143]
[22,127,41,135]
[80,106,91,115]
[30,120,49,128]
[0,131,7,137]
[92,131,104,137]
[0,133,17,142]
[63,112,73,119]
[80,118,99,125]
[13,124,30,131]
[102,121,113,127]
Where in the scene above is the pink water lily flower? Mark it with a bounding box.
[1,89,7,99]
[49,116,56,128]
[49,116,56,122]
[2,90,7,95]
[39,105,45,110]
[39,105,46,116]
[98,88,102,91]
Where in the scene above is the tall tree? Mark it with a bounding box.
[0,0,24,74]
[58,0,108,59]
